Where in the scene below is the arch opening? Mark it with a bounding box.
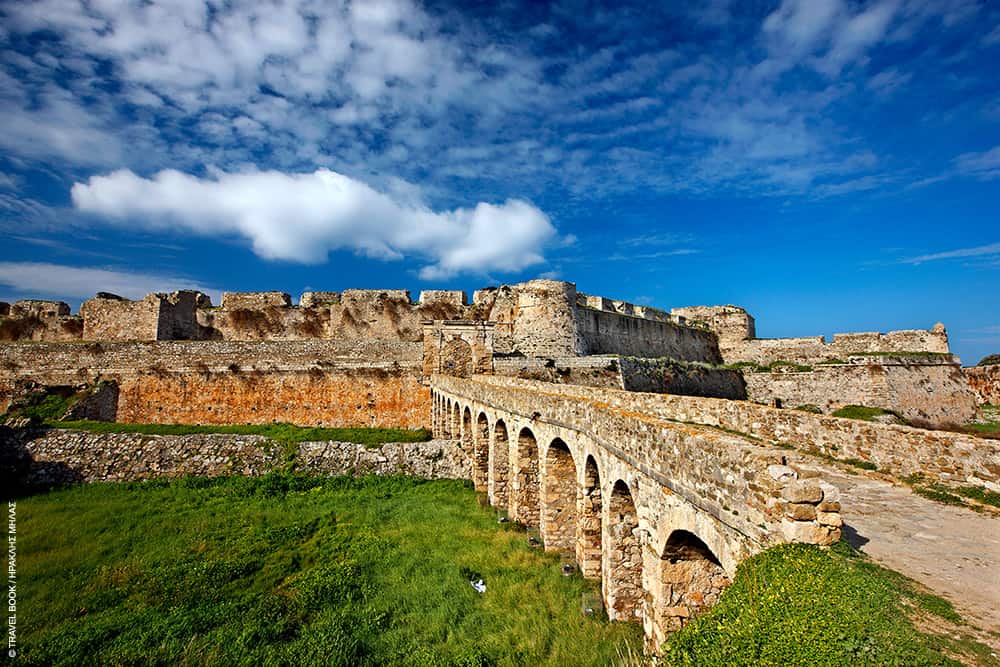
[473,412,489,491]
[541,438,577,552]
[577,456,602,579]
[605,479,643,622]
[512,427,540,527]
[462,407,473,476]
[491,420,510,507]
[649,529,731,645]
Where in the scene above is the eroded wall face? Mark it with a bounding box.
[742,361,979,427]
[115,371,428,428]
[0,340,429,428]
[964,366,1000,406]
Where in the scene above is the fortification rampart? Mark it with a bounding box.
[492,355,745,399]
[0,300,83,342]
[1,429,465,488]
[0,340,428,428]
[465,375,1000,490]
[742,357,979,427]
[671,305,950,365]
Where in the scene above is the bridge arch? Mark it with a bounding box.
[541,438,577,552]
[512,427,540,526]
[461,406,473,476]
[491,419,510,508]
[577,455,603,578]
[605,479,643,622]
[646,528,732,646]
[473,411,490,491]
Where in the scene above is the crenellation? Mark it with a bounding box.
[299,291,341,307]
[220,291,291,309]
[12,300,71,319]
[418,290,468,307]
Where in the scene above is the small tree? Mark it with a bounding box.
[978,354,1000,366]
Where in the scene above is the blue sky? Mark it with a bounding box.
[0,0,998,363]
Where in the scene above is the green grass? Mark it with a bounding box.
[662,541,985,666]
[955,485,1000,508]
[903,474,1000,510]
[831,405,901,422]
[44,420,431,447]
[10,475,640,666]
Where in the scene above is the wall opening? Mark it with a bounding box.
[474,412,490,491]
[605,479,643,622]
[491,420,510,507]
[542,438,577,552]
[512,427,540,527]
[577,455,602,579]
[649,529,730,644]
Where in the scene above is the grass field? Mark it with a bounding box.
[9,475,640,666]
[8,474,993,666]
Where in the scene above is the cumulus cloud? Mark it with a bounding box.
[0,262,220,302]
[71,168,557,279]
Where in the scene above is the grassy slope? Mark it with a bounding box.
[13,476,639,666]
[663,542,993,667]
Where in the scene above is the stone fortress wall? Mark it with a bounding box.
[0,280,985,431]
[670,305,950,365]
[670,305,976,426]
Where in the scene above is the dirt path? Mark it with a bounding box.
[791,458,1000,641]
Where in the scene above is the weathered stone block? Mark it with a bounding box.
[785,503,817,521]
[782,479,823,503]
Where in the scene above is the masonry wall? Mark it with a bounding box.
[0,340,429,428]
[459,375,1000,490]
[576,307,722,362]
[0,300,83,343]
[743,358,980,427]
[964,365,1000,406]
[0,428,466,489]
[671,305,950,365]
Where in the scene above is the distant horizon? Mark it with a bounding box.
[2,1,998,365]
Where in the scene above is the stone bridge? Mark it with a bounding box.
[431,375,843,646]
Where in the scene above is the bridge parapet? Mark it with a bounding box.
[467,374,1000,490]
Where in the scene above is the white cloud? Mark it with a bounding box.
[901,242,1000,264]
[71,168,558,279]
[0,262,220,303]
[954,145,1000,180]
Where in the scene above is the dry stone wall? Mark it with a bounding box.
[743,358,979,427]
[1,428,466,489]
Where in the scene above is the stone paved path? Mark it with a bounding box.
[792,457,1000,639]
